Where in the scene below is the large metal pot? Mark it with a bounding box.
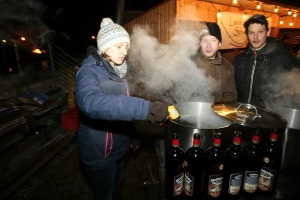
[165,102,234,152]
[267,107,300,176]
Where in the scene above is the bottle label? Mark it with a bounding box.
[173,172,184,196]
[258,166,276,191]
[243,170,260,193]
[207,173,223,197]
[184,171,194,196]
[228,172,243,195]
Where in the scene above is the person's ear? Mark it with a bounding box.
[267,29,271,36]
[219,42,222,47]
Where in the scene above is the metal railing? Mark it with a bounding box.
[0,32,81,97]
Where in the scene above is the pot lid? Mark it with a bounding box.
[170,102,233,129]
[211,102,288,129]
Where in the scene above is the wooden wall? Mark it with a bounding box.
[123,0,176,44]
[123,0,300,62]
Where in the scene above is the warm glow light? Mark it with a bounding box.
[288,9,292,15]
[217,10,221,18]
[257,3,261,9]
[91,36,96,39]
[233,0,237,4]
[2,40,6,43]
[280,19,284,24]
[21,37,26,41]
[32,49,46,54]
[9,68,12,73]
[274,6,278,13]
[289,21,293,26]
[293,13,297,17]
[243,13,247,19]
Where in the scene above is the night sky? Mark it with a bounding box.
[0,0,164,56]
[40,0,165,53]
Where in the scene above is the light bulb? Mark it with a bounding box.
[293,13,297,17]
[233,0,237,4]
[288,9,292,15]
[274,6,278,13]
[243,13,247,19]
[280,19,283,25]
[289,21,293,26]
[257,3,261,9]
[217,10,221,18]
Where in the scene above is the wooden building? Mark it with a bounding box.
[123,0,300,62]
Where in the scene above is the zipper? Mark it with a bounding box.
[248,51,257,104]
[105,132,113,157]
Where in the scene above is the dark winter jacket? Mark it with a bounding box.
[194,51,237,102]
[232,37,300,107]
[75,52,150,168]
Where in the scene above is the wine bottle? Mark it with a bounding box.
[202,131,225,199]
[241,129,263,199]
[222,131,244,200]
[184,133,205,199]
[257,129,282,198]
[165,133,185,199]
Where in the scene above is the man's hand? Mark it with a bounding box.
[274,88,295,97]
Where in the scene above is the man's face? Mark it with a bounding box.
[200,35,221,58]
[247,23,269,50]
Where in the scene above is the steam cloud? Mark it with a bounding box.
[127,22,220,104]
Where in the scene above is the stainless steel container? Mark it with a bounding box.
[165,102,233,152]
[267,107,300,176]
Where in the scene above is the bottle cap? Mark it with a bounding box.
[233,136,241,144]
[194,138,200,145]
[252,134,260,142]
[172,138,179,146]
[214,138,221,146]
[270,133,278,141]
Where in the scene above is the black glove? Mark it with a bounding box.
[147,101,169,124]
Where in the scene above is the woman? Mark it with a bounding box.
[75,18,168,200]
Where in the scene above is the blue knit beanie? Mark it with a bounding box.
[97,18,130,53]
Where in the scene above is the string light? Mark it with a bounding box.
[256,2,261,9]
[289,20,293,26]
[274,6,278,13]
[217,10,221,18]
[288,9,292,15]
[280,18,283,25]
[293,13,297,17]
[243,12,247,19]
[233,0,237,4]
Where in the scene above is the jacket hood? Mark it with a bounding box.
[246,37,286,56]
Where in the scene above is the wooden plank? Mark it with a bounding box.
[0,121,61,167]
[0,131,77,199]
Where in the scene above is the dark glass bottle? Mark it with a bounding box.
[202,131,225,199]
[257,129,282,198]
[222,131,244,200]
[184,133,205,199]
[241,129,263,199]
[165,133,185,200]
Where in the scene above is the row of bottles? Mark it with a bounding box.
[165,129,282,200]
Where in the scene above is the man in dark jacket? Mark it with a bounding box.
[194,22,237,102]
[232,14,300,108]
